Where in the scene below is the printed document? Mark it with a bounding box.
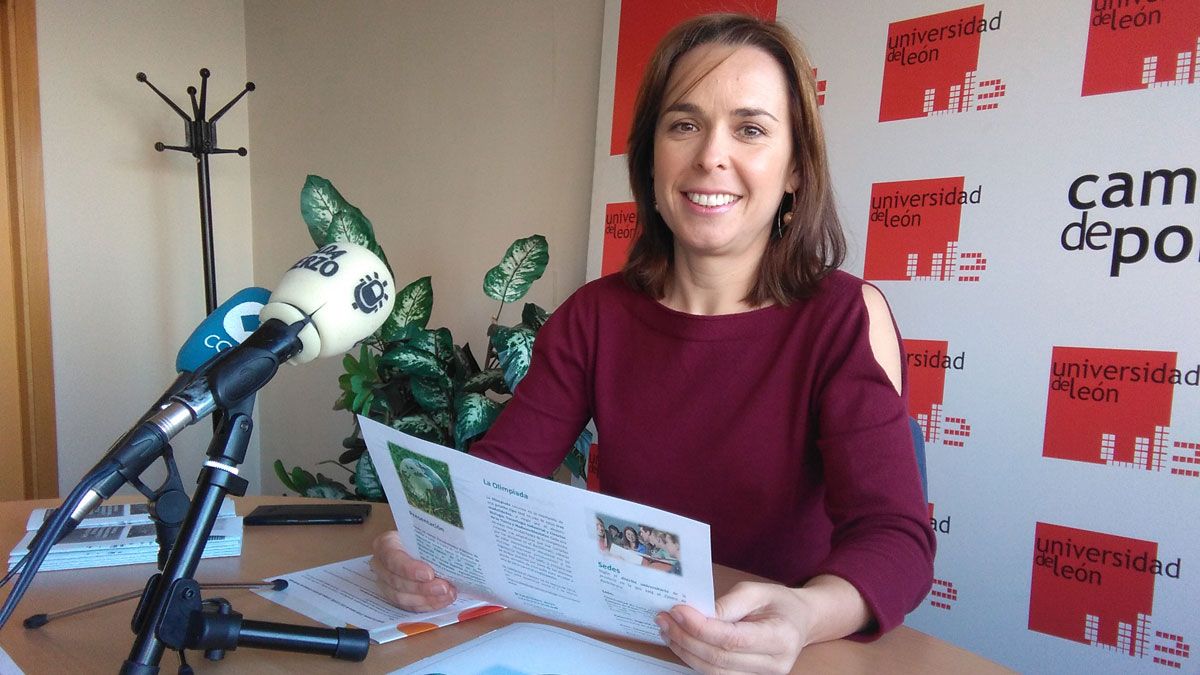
[254,555,502,643]
[359,416,715,644]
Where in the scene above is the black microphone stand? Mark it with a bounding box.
[120,394,369,674]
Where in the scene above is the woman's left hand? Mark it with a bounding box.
[656,581,813,675]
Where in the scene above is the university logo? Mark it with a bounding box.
[926,503,957,611]
[609,0,777,156]
[904,339,971,448]
[865,178,987,282]
[1082,1,1200,96]
[879,4,1006,122]
[602,202,638,276]
[1043,346,1200,478]
[1030,522,1190,669]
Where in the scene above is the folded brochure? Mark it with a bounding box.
[359,415,715,645]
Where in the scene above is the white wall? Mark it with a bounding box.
[37,0,258,494]
[243,0,604,493]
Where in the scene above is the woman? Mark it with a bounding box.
[622,525,641,552]
[595,516,611,553]
[607,524,622,547]
[371,13,934,674]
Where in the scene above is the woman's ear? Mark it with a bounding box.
[785,165,800,194]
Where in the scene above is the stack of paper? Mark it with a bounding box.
[256,555,504,643]
[8,501,242,572]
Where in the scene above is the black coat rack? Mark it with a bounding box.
[138,68,254,314]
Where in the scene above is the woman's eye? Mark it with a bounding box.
[670,120,698,133]
[739,125,765,138]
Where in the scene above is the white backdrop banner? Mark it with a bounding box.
[584,1,1199,673]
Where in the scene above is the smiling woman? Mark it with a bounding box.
[373,13,934,675]
[650,45,799,290]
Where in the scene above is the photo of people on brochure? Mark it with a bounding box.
[594,512,682,575]
[389,442,463,528]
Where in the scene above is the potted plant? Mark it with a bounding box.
[274,175,590,499]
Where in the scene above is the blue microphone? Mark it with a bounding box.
[176,287,272,373]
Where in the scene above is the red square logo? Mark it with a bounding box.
[880,5,984,122]
[1044,347,1176,468]
[609,0,777,156]
[601,202,638,276]
[904,338,949,430]
[864,177,965,281]
[1082,2,1200,96]
[1030,523,1157,654]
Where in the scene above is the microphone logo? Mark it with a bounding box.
[222,300,265,342]
[352,272,390,314]
[291,243,347,277]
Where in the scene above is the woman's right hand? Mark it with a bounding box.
[370,530,458,611]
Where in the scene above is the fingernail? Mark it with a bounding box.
[654,615,668,632]
[416,569,433,582]
[670,608,684,623]
[432,582,449,595]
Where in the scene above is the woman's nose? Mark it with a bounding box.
[694,129,729,172]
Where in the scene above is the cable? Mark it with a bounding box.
[0,556,29,589]
[0,463,113,629]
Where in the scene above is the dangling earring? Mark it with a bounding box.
[776,192,795,238]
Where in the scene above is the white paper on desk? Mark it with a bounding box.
[254,555,503,643]
[360,416,716,645]
[390,622,694,674]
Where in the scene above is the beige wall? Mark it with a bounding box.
[249,1,604,492]
[37,1,258,494]
[35,0,603,496]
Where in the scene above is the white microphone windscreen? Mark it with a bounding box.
[259,243,395,363]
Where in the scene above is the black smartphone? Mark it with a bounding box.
[244,503,371,526]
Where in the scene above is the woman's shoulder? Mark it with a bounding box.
[814,269,870,297]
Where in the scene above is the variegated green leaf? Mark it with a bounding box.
[354,452,384,501]
[304,483,351,499]
[381,345,446,379]
[521,303,549,332]
[411,374,452,411]
[406,327,454,365]
[429,410,452,440]
[453,393,502,449]
[492,326,536,392]
[324,209,375,248]
[300,175,351,247]
[562,428,594,479]
[454,344,480,378]
[482,235,549,303]
[463,368,505,393]
[380,277,433,342]
[391,414,446,444]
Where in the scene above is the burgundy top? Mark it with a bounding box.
[472,271,935,635]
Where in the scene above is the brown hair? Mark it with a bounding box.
[622,13,845,306]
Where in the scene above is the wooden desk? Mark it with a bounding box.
[0,496,1008,673]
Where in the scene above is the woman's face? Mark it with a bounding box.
[596,519,605,536]
[624,528,637,545]
[652,44,798,265]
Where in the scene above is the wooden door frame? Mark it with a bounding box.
[3,0,58,498]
